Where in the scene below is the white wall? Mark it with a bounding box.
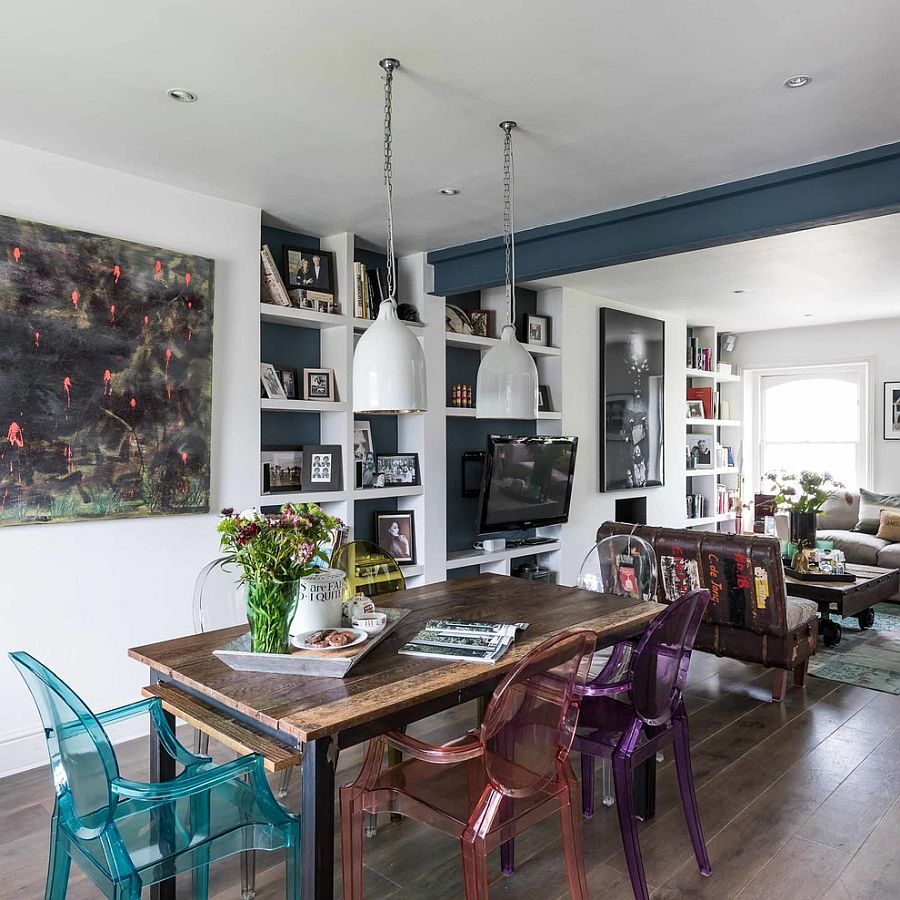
[0,139,261,776]
[557,287,687,583]
[729,316,900,494]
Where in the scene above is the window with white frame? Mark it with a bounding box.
[753,363,869,490]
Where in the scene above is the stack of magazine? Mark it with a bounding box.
[399,618,528,664]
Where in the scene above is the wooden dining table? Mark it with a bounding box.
[129,573,662,900]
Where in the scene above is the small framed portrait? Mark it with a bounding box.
[885,382,900,440]
[353,420,377,488]
[538,385,554,412]
[278,368,299,400]
[524,314,550,347]
[261,446,303,494]
[260,362,287,400]
[467,308,493,338]
[687,434,713,467]
[301,444,343,491]
[283,245,336,296]
[686,399,705,419]
[376,453,420,486]
[374,510,416,565]
[303,368,336,401]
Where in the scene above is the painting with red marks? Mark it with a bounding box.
[0,214,214,526]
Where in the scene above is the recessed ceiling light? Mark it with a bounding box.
[439,187,460,196]
[166,88,198,103]
[784,75,812,89]
[733,290,746,294]
[803,313,814,317]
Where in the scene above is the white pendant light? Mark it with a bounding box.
[476,121,539,419]
[353,58,427,414]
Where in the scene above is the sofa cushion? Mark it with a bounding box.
[876,510,900,543]
[815,529,889,565]
[876,543,900,569]
[855,488,900,534]
[818,492,859,531]
[786,597,819,630]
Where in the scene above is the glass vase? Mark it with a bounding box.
[245,578,300,654]
[789,510,818,550]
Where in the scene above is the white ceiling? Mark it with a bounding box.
[525,212,900,332]
[1,1,898,255]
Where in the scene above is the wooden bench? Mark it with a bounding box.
[142,682,301,773]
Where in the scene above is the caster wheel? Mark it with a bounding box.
[822,620,842,647]
[857,608,876,630]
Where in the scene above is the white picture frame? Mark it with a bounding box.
[260,362,287,400]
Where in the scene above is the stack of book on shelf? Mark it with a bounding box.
[260,245,292,307]
[353,262,390,319]
[398,618,529,664]
[687,336,713,371]
[686,493,708,520]
[715,445,735,468]
[716,484,729,515]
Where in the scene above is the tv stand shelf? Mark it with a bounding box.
[446,540,561,571]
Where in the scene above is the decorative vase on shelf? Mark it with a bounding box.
[789,510,817,550]
[246,578,300,654]
[289,568,346,636]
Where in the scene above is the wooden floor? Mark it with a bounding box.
[5,653,900,899]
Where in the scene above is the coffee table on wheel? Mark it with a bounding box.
[784,563,900,647]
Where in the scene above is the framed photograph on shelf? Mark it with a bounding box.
[260,362,287,400]
[374,510,416,565]
[376,453,420,486]
[354,420,377,488]
[467,309,493,338]
[687,434,713,468]
[524,314,550,347]
[301,444,343,491]
[278,368,298,400]
[283,245,336,297]
[261,447,303,494]
[686,399,705,419]
[885,382,900,440]
[303,368,336,401]
[538,385,554,412]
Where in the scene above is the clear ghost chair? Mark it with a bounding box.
[575,533,659,809]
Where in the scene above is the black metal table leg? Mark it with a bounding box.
[150,695,178,900]
[634,756,657,821]
[301,736,337,899]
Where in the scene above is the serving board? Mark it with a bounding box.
[785,568,857,584]
[214,607,409,678]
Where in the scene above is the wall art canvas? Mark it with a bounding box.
[0,214,215,526]
[599,308,665,491]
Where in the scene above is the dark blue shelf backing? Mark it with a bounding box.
[353,497,399,545]
[261,411,321,447]
[447,565,481,581]
[445,416,538,552]
[261,322,321,372]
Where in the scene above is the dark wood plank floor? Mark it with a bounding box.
[4,653,900,899]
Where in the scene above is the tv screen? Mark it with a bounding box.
[477,436,578,534]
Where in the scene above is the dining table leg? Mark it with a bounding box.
[149,702,178,900]
[301,735,337,899]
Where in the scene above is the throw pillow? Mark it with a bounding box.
[854,488,900,534]
[876,510,900,543]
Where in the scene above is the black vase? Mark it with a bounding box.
[790,510,818,549]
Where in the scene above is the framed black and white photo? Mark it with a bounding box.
[283,245,336,296]
[303,367,336,401]
[467,308,493,338]
[538,385,554,412]
[686,399,705,419]
[524,314,550,347]
[261,447,303,494]
[376,453,420,486]
[599,308,665,491]
[353,420,377,488]
[885,382,900,440]
[260,362,287,400]
[301,444,343,491]
[278,368,298,400]
[374,510,416,565]
[687,434,712,467]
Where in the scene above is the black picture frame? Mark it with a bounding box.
[261,446,303,494]
[538,384,554,411]
[282,244,336,295]
[300,444,343,492]
[375,453,420,486]
[885,381,900,440]
[599,308,665,491]
[373,510,416,565]
[278,367,299,400]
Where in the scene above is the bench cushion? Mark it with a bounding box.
[786,597,819,630]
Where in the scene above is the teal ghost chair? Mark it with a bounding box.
[9,651,300,900]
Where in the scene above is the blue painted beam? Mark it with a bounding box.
[427,142,900,297]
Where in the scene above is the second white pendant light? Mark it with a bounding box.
[476,121,539,420]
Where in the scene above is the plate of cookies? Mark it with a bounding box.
[292,627,368,652]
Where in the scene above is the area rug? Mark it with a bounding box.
[808,603,900,694]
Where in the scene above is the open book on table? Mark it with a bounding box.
[399,618,529,664]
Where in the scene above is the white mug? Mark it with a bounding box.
[475,538,506,552]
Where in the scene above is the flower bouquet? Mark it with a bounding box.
[218,503,341,653]
[764,470,847,549]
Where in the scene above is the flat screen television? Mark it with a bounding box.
[477,436,578,534]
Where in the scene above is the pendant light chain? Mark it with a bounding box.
[501,122,517,327]
[381,58,398,301]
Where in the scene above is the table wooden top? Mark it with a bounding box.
[129,574,660,743]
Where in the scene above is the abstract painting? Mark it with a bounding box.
[0,214,214,525]
[599,308,665,491]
